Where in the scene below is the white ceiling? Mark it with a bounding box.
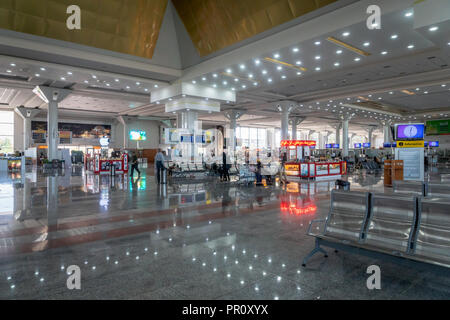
[0,0,448,133]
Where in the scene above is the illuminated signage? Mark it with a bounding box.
[129,130,147,141]
[326,144,332,149]
[397,140,425,148]
[429,141,439,147]
[363,143,371,148]
[396,124,425,140]
[354,143,362,148]
[99,136,110,147]
[280,140,316,147]
[332,144,340,148]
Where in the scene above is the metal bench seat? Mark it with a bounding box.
[410,199,450,268]
[364,194,417,254]
[393,180,427,196]
[427,183,450,198]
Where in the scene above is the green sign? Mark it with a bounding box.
[426,119,450,136]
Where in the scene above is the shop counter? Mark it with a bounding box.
[285,161,346,181]
[85,154,129,175]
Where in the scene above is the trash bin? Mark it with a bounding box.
[335,179,350,191]
[160,167,167,184]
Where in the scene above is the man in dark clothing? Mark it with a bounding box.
[221,151,230,182]
[130,152,141,178]
[154,149,165,184]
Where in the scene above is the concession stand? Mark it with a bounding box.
[281,140,346,181]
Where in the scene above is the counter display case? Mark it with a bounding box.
[85,153,129,175]
[285,161,346,181]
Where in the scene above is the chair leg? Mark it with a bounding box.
[302,238,327,266]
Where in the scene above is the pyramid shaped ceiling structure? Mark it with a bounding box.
[172,0,338,56]
[0,0,168,59]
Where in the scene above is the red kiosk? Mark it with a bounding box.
[85,149,129,175]
[281,140,346,181]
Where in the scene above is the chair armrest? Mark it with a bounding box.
[306,219,327,237]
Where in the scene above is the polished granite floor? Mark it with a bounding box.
[0,166,449,300]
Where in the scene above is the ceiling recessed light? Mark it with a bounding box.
[254,59,260,65]
[314,41,321,45]
[67,71,72,75]
[381,51,388,55]
[342,32,350,37]
[334,62,340,66]
[296,72,302,75]
[415,88,420,91]
[35,74,40,77]
[213,74,218,78]
[407,44,415,49]
[10,63,16,67]
[239,64,246,69]
[281,75,286,79]
[92,75,97,79]
[234,78,239,82]
[262,70,267,75]
[115,79,119,82]
[424,91,429,94]
[136,82,140,85]
[154,84,158,88]
[429,26,439,32]
[292,47,299,53]
[391,34,398,39]
[354,57,361,62]
[248,74,253,78]
[106,83,110,87]
[126,86,130,89]
[231,87,235,91]
[363,42,370,47]
[442,84,447,87]
[213,84,217,88]
[60,77,66,81]
[295,61,302,65]
[192,80,196,84]
[336,50,342,54]
[6,70,12,73]
[405,11,413,17]
[268,78,272,82]
[223,81,228,85]
[315,56,321,60]
[242,85,246,89]
[144,88,148,91]
[202,77,206,81]
[226,69,232,73]
[273,53,280,59]
[315,67,321,71]
[84,80,89,84]
[253,82,258,86]
[40,67,46,71]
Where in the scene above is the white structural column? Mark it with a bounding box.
[349,133,357,147]
[289,116,305,140]
[332,123,342,145]
[225,109,245,155]
[308,130,316,141]
[14,107,40,151]
[381,120,392,144]
[32,86,70,161]
[341,115,353,157]
[365,125,377,146]
[276,101,296,141]
[324,131,332,147]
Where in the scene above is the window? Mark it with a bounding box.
[0,111,14,154]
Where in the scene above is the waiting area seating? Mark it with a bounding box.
[303,189,450,273]
[393,179,450,198]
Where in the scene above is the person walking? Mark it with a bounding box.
[154,149,165,184]
[279,151,289,185]
[130,152,141,178]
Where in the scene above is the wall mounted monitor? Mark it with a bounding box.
[129,130,147,141]
[354,143,362,148]
[332,144,340,148]
[325,144,332,149]
[363,143,371,148]
[429,141,439,147]
[395,124,425,140]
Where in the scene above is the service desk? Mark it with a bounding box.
[85,154,129,175]
[285,161,346,181]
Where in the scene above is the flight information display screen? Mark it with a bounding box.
[396,124,425,140]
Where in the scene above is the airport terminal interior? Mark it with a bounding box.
[0,0,449,300]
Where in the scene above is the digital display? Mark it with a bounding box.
[429,141,439,147]
[396,124,425,140]
[326,144,332,149]
[363,143,371,148]
[129,130,147,141]
[195,135,205,144]
[354,143,362,148]
[332,144,340,148]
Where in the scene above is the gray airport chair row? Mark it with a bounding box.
[393,180,450,198]
[303,189,450,271]
[172,163,207,179]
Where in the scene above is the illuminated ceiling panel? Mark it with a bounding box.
[0,0,168,59]
[172,0,338,56]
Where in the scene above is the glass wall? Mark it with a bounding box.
[0,111,14,154]
[236,127,268,149]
